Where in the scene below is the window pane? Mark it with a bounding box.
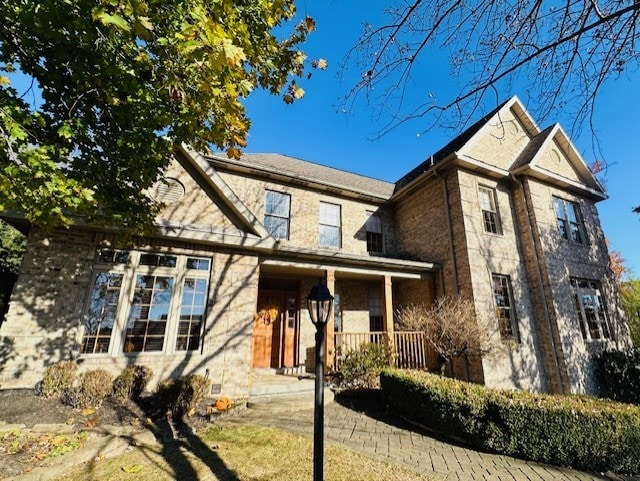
[365,213,382,233]
[553,198,566,220]
[492,274,518,341]
[265,191,290,217]
[570,277,610,341]
[139,254,177,267]
[319,225,339,247]
[176,276,208,351]
[479,187,499,234]
[264,191,291,240]
[186,257,210,271]
[479,188,495,212]
[81,272,122,354]
[320,202,340,226]
[125,275,174,352]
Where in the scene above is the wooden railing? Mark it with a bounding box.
[333,331,435,371]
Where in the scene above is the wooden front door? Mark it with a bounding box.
[252,283,300,368]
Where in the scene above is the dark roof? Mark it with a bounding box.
[510,125,554,170]
[206,152,396,199]
[394,100,509,192]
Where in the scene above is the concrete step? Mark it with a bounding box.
[247,388,334,412]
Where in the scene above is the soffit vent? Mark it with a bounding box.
[152,177,185,205]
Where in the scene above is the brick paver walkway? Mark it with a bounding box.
[221,398,638,481]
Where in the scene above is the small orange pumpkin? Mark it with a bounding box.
[215,397,232,412]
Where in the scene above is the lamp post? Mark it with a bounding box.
[306,280,334,481]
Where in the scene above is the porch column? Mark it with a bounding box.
[325,269,336,371]
[383,275,394,340]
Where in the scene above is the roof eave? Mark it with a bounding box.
[511,165,607,201]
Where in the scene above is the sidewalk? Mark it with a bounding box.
[221,396,639,481]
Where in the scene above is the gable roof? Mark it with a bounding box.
[510,126,555,170]
[510,124,606,200]
[205,152,395,201]
[395,99,510,191]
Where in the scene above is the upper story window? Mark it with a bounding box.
[81,252,211,355]
[570,278,611,341]
[365,212,383,253]
[492,274,519,342]
[478,186,501,234]
[319,202,341,248]
[264,190,291,240]
[553,197,585,244]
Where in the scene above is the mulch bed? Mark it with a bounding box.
[0,389,214,479]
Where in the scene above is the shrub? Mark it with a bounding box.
[155,374,211,417]
[113,365,154,401]
[381,368,640,475]
[175,374,212,417]
[39,361,78,399]
[594,348,640,404]
[336,342,393,389]
[63,369,113,409]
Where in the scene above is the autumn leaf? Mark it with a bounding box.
[312,58,328,70]
[122,464,144,473]
[283,94,294,104]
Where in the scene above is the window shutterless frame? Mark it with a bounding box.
[478,186,501,234]
[79,251,211,357]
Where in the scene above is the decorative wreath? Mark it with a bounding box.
[256,301,280,325]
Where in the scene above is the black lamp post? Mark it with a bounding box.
[306,280,334,481]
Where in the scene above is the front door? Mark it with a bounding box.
[252,280,300,369]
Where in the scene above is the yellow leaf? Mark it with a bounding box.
[227,146,241,159]
[82,408,96,416]
[122,464,143,474]
[0,75,10,86]
[293,86,305,99]
[312,58,328,70]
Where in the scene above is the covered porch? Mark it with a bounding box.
[251,252,440,374]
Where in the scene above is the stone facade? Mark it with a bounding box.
[1,96,628,397]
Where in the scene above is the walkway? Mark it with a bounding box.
[221,396,638,481]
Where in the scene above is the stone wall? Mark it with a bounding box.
[525,177,630,394]
[456,170,545,392]
[218,170,397,256]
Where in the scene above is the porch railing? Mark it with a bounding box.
[333,331,435,371]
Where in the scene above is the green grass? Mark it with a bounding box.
[55,424,433,480]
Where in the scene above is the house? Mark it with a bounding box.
[0,96,629,397]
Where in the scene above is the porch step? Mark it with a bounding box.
[247,388,335,412]
[249,370,334,411]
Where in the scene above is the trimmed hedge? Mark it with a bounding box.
[381,369,640,474]
[594,348,640,404]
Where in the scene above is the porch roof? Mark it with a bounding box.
[260,246,437,280]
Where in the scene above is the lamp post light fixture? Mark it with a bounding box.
[306,279,334,481]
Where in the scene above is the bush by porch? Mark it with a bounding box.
[380,368,640,475]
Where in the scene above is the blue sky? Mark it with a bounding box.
[241,1,640,277]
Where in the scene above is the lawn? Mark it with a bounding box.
[55,424,433,481]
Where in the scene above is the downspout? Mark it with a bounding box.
[512,174,564,393]
[437,170,459,295]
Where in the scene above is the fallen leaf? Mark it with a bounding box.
[82,408,96,416]
[122,464,143,473]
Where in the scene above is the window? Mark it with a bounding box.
[319,202,341,248]
[81,252,211,355]
[553,197,585,244]
[368,287,384,332]
[478,186,500,234]
[82,272,123,354]
[264,190,290,240]
[570,278,611,341]
[492,274,519,341]
[365,212,383,253]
